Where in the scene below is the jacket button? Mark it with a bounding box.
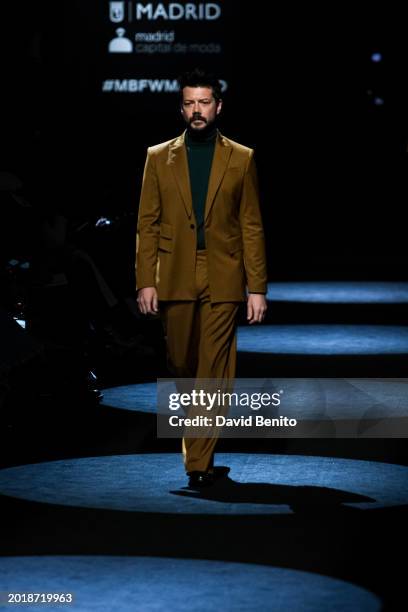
[190,224,195,229]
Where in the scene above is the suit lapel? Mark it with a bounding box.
[168,131,193,218]
[204,132,232,221]
[167,130,232,221]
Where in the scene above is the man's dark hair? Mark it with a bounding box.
[178,68,222,103]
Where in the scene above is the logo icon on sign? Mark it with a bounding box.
[109,28,133,53]
[110,2,124,23]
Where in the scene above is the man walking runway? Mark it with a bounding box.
[136,68,267,487]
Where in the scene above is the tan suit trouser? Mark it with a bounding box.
[160,249,239,473]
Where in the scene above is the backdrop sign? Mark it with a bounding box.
[102,1,229,95]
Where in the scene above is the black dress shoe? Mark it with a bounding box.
[211,466,230,479]
[187,471,215,488]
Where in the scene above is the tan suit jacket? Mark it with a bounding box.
[135,130,267,303]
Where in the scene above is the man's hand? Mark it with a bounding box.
[137,287,159,315]
[247,293,267,324]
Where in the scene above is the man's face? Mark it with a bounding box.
[181,86,222,131]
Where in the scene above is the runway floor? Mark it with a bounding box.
[1,282,407,610]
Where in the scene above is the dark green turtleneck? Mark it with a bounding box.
[185,126,217,249]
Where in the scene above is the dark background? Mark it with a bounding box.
[1,10,408,609]
[3,1,408,287]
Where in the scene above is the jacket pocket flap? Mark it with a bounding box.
[158,236,172,252]
[227,235,243,254]
[160,222,173,239]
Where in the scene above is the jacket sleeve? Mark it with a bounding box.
[135,148,161,290]
[239,150,268,294]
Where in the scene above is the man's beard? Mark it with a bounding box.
[186,115,217,138]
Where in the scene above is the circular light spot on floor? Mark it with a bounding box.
[266,281,408,304]
[0,454,407,515]
[237,325,408,355]
[101,380,408,426]
[0,556,381,612]
[101,383,157,412]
